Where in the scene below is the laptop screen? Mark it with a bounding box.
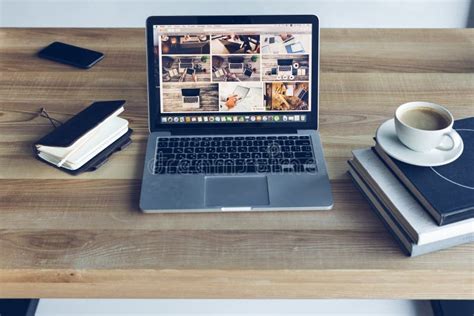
[152,22,313,125]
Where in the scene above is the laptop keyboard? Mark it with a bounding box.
[154,135,317,174]
[183,96,199,103]
[278,66,292,71]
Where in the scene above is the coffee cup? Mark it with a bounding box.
[394,101,461,152]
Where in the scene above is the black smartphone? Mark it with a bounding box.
[38,41,104,69]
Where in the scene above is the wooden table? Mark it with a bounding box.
[0,28,473,299]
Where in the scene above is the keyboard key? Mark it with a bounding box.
[272,165,282,172]
[157,148,172,154]
[295,140,310,145]
[295,152,312,158]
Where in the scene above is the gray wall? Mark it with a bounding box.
[1,0,472,28]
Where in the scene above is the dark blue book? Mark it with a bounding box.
[374,117,474,226]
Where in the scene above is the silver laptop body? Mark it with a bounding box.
[181,95,200,109]
[140,15,333,212]
[228,63,244,73]
[277,65,293,76]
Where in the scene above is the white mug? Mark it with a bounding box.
[394,101,461,152]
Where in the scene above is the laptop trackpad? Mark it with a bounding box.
[205,176,269,207]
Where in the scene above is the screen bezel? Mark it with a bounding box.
[146,15,319,132]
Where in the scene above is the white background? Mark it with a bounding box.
[0,0,473,28]
[36,299,435,316]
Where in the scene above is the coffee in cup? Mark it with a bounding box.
[399,107,450,131]
[394,101,461,152]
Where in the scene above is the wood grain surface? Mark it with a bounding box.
[0,28,473,299]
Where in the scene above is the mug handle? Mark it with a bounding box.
[436,130,462,151]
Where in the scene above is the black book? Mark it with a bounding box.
[374,117,474,226]
[34,100,132,174]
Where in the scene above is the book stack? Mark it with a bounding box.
[35,100,132,175]
[348,117,474,256]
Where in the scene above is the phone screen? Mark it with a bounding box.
[38,42,104,68]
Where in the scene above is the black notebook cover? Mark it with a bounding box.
[35,128,132,175]
[36,100,125,148]
[376,117,474,225]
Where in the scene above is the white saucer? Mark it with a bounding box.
[376,119,464,167]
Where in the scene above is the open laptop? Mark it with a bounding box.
[181,88,200,109]
[140,15,333,212]
[228,56,245,73]
[178,58,194,73]
[277,59,293,76]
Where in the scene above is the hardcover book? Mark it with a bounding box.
[374,117,474,225]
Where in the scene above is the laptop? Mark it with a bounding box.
[141,15,333,212]
[229,63,244,73]
[228,56,245,73]
[178,58,194,72]
[181,88,200,109]
[277,59,293,76]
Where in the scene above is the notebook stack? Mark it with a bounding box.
[34,100,132,175]
[348,117,474,257]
